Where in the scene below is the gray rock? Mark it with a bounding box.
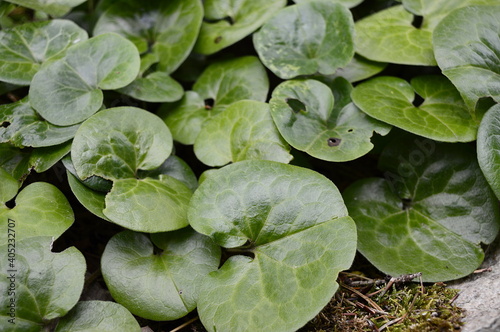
[449,236,500,332]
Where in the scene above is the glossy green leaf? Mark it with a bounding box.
[0,19,87,85]
[195,0,286,55]
[0,237,85,331]
[0,98,79,148]
[0,143,31,182]
[330,54,387,83]
[188,160,357,331]
[194,100,293,167]
[352,75,479,142]
[116,71,184,103]
[355,5,436,66]
[0,182,74,246]
[343,136,500,281]
[72,107,172,181]
[138,155,198,192]
[477,104,500,200]
[55,301,141,332]
[101,229,221,320]
[29,33,140,126]
[93,0,202,74]
[3,0,86,17]
[294,0,363,7]
[159,56,269,145]
[67,172,109,221]
[269,78,390,162]
[103,176,192,233]
[433,5,500,111]
[253,1,355,79]
[0,167,18,203]
[29,140,72,173]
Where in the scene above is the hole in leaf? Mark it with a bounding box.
[327,137,341,147]
[411,15,423,29]
[412,94,424,107]
[1,121,11,128]
[347,129,354,133]
[285,98,307,113]
[214,36,223,44]
[402,198,412,210]
[204,98,215,110]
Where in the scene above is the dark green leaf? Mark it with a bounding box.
[477,104,500,200]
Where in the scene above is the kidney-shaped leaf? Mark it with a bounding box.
[343,136,500,282]
[72,107,172,181]
[270,78,390,162]
[159,56,269,145]
[3,0,86,17]
[477,104,500,200]
[55,301,141,332]
[433,5,500,111]
[355,5,436,66]
[29,33,140,126]
[0,182,74,246]
[101,229,221,321]
[351,75,478,142]
[0,97,79,148]
[188,160,357,331]
[0,236,85,331]
[195,0,286,55]
[194,100,292,167]
[0,19,87,86]
[254,1,354,79]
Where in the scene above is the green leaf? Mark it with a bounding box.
[0,237,85,331]
[72,107,172,181]
[29,140,72,173]
[29,33,140,126]
[0,167,18,203]
[195,0,286,55]
[433,5,500,111]
[194,100,293,167]
[101,229,221,320]
[477,104,500,200]
[0,19,88,85]
[343,136,500,281]
[351,75,478,142]
[55,301,141,332]
[253,1,355,79]
[355,5,436,66]
[159,56,269,145]
[269,78,391,162]
[0,182,74,246]
[103,176,192,233]
[138,155,198,192]
[3,0,86,17]
[0,143,31,182]
[188,160,357,331]
[116,71,184,103]
[330,54,387,83]
[0,97,79,148]
[93,0,203,73]
[67,171,109,221]
[294,0,364,7]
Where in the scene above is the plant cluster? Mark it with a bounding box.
[0,0,499,331]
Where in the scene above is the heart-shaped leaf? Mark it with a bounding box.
[195,0,286,55]
[293,0,363,8]
[0,182,74,246]
[355,5,436,66]
[159,56,269,145]
[3,0,86,17]
[477,104,500,200]
[0,19,87,86]
[0,236,85,331]
[72,107,172,181]
[0,97,79,148]
[101,229,221,320]
[194,100,293,167]
[433,5,500,112]
[269,78,391,162]
[188,160,357,331]
[253,1,355,79]
[351,75,478,142]
[29,33,140,126]
[55,301,141,332]
[343,135,500,282]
